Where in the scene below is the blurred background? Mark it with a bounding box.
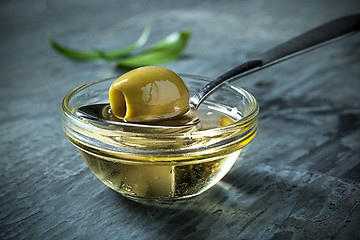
[1,0,360,239]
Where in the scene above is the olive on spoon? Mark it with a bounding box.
[76,14,360,128]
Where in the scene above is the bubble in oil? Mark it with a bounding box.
[122,183,133,192]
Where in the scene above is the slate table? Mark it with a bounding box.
[1,1,360,239]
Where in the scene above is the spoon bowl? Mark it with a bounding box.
[76,103,200,128]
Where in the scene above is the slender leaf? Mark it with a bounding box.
[49,26,191,67]
[117,30,191,68]
[48,24,152,61]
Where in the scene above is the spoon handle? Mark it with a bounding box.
[190,14,360,108]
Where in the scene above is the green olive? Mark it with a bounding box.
[109,66,190,123]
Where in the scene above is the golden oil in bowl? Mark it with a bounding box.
[62,75,258,202]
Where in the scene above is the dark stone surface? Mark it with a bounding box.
[1,0,359,239]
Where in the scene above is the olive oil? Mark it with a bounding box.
[73,107,242,200]
[79,148,240,200]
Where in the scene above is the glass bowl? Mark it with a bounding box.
[61,74,259,202]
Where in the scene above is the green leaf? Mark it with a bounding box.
[48,23,152,61]
[117,30,191,68]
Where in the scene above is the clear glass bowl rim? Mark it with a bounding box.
[62,74,258,134]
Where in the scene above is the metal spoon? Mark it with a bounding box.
[77,14,360,127]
